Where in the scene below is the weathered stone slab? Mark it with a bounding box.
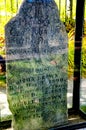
[5,0,68,130]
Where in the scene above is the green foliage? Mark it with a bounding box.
[83,21,86,35]
[1,114,12,122]
[64,18,75,33]
[81,37,86,78]
[0,74,6,82]
[0,0,22,14]
[0,74,6,87]
[68,32,74,78]
[68,22,86,78]
[80,105,86,113]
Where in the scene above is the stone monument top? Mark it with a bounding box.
[5,0,67,61]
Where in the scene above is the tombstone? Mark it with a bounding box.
[5,0,68,129]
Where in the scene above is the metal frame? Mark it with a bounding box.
[73,0,85,114]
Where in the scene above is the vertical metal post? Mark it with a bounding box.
[73,0,85,112]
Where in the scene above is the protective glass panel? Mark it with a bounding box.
[5,0,68,129]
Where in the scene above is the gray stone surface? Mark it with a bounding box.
[5,0,68,130]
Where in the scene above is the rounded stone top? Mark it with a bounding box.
[5,0,68,61]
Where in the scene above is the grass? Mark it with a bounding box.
[0,73,6,87]
[80,105,86,113]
